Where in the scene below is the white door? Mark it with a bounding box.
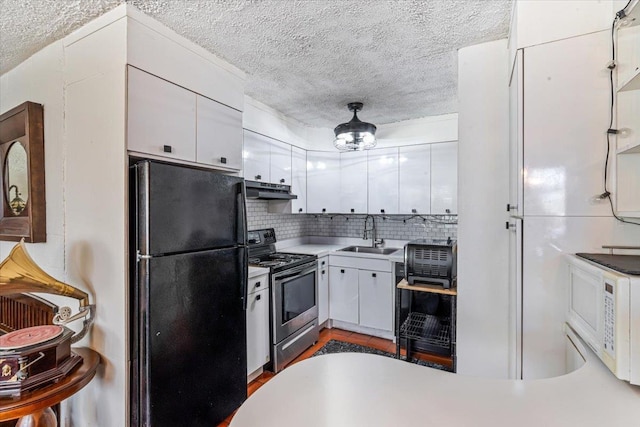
[508,50,524,217]
[243,130,271,182]
[246,287,270,375]
[508,218,523,379]
[307,151,341,213]
[431,142,458,214]
[329,266,359,324]
[358,270,393,331]
[368,148,399,215]
[269,139,292,186]
[291,146,307,214]
[399,145,431,214]
[196,95,243,170]
[340,151,368,214]
[318,256,329,324]
[127,66,196,162]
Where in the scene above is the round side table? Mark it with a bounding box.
[0,348,100,427]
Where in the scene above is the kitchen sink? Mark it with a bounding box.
[339,246,401,255]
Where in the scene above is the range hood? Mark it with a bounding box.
[245,180,298,200]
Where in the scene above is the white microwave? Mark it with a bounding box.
[566,255,639,385]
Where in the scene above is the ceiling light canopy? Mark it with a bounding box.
[333,102,377,151]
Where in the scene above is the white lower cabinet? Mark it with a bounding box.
[328,266,359,323]
[246,274,270,377]
[358,270,393,331]
[318,256,330,325]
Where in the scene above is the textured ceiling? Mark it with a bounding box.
[0,0,511,127]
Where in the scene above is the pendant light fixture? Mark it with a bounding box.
[333,102,377,151]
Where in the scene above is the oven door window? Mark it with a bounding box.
[282,270,316,323]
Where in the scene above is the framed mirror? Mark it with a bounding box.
[0,102,46,242]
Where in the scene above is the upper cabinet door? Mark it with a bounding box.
[399,145,431,214]
[196,95,243,170]
[307,151,340,213]
[340,151,368,214]
[242,130,271,182]
[508,50,524,217]
[368,148,399,215]
[269,139,292,186]
[431,142,458,214]
[128,67,196,162]
[291,146,307,214]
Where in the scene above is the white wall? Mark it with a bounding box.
[456,40,511,378]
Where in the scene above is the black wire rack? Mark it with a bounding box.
[399,312,451,350]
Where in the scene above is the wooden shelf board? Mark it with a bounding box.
[396,279,457,295]
[618,68,640,92]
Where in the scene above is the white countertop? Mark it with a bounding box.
[248,265,269,278]
[231,332,640,427]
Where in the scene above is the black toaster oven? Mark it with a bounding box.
[404,238,457,288]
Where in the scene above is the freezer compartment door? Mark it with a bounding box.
[135,160,246,255]
[136,247,247,427]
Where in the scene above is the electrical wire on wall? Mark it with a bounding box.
[602,0,640,226]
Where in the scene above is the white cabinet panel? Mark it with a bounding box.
[358,270,393,331]
[246,286,270,375]
[340,151,368,214]
[368,148,399,215]
[318,256,329,325]
[307,151,340,213]
[329,266,359,324]
[509,50,524,217]
[243,130,271,182]
[127,66,196,161]
[291,146,307,214]
[270,139,292,186]
[399,145,431,214]
[196,95,242,170]
[523,31,611,216]
[431,142,458,214]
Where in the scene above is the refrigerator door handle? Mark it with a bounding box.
[237,182,248,246]
[241,247,248,310]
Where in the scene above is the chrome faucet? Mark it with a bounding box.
[363,215,384,248]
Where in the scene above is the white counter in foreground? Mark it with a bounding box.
[231,336,640,426]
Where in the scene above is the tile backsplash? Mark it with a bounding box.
[247,200,457,241]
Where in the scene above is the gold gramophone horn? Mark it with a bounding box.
[0,240,89,307]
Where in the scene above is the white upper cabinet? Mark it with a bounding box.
[291,146,307,214]
[269,139,292,186]
[368,148,399,215]
[307,151,340,213]
[243,130,271,182]
[340,151,368,214]
[196,95,242,170]
[399,145,431,214]
[431,142,458,214]
[128,66,196,162]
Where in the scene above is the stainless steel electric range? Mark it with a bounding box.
[248,228,318,372]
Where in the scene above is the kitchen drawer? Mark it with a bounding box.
[248,273,269,295]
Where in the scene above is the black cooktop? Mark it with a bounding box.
[576,253,640,276]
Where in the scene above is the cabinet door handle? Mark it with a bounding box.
[411,208,417,214]
[280,178,285,183]
[255,175,262,180]
[220,157,227,164]
[298,208,303,213]
[163,145,172,153]
[255,281,261,288]
[372,273,377,278]
[256,294,261,301]
[350,208,355,213]
[322,208,326,213]
[322,270,326,275]
[341,269,345,274]
[380,209,385,214]
[321,261,325,266]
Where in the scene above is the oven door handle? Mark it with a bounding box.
[274,264,317,282]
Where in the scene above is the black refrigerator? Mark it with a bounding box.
[130,160,248,427]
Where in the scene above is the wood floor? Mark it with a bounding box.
[218,327,452,426]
